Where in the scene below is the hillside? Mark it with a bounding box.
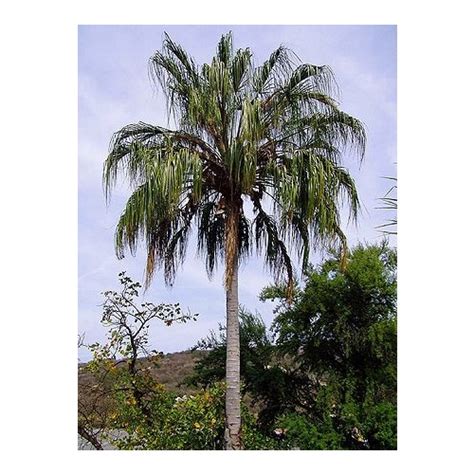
[78,350,204,395]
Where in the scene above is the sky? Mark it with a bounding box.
[78,25,396,361]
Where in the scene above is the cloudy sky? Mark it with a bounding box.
[78,25,396,361]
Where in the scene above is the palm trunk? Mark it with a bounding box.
[224,247,241,449]
[225,263,241,449]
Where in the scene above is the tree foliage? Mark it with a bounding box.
[273,243,396,386]
[103,31,366,293]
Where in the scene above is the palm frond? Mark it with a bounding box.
[104,31,366,292]
[376,176,397,235]
[252,198,294,298]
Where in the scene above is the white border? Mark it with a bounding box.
[3,1,473,472]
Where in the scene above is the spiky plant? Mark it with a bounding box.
[376,176,397,235]
[103,31,366,449]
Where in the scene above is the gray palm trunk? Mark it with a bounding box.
[224,257,241,449]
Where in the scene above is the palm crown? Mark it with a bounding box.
[103,32,366,295]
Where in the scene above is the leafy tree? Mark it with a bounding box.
[272,243,396,390]
[270,243,397,448]
[103,31,365,448]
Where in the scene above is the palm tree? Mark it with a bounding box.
[103,32,365,449]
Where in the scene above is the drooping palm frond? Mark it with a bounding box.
[104,31,366,294]
[252,198,294,296]
[376,176,397,236]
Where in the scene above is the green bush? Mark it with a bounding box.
[111,383,226,450]
[110,381,282,450]
[277,413,343,450]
